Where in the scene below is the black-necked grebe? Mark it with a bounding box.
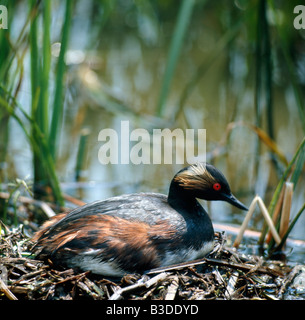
[31,163,247,276]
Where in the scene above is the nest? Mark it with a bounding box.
[1,225,303,301]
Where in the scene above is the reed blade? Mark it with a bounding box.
[49,0,73,159]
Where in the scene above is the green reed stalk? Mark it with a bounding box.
[49,0,73,159]
[0,94,64,206]
[29,0,43,186]
[29,0,64,205]
[40,0,51,136]
[0,0,16,178]
[29,1,38,103]
[156,0,196,118]
[75,129,90,181]
[0,38,10,174]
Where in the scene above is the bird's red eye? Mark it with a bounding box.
[213,183,221,191]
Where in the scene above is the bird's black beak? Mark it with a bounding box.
[221,193,248,211]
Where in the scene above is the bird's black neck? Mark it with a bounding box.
[167,180,214,248]
[167,180,202,217]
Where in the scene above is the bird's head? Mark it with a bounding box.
[173,162,248,211]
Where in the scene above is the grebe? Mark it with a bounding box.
[31,163,247,276]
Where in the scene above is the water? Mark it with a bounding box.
[3,1,305,263]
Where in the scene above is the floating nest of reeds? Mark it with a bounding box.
[1,225,304,300]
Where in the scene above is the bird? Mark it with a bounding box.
[31,163,248,277]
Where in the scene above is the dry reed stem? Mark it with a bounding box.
[233,195,281,248]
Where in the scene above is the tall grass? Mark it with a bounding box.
[29,0,73,205]
[0,0,73,206]
[0,0,19,178]
[30,0,44,190]
[29,0,58,202]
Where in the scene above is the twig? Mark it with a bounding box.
[40,202,56,218]
[13,268,47,283]
[205,258,284,276]
[83,278,105,299]
[0,278,18,300]
[165,275,179,300]
[146,258,207,274]
[109,272,168,300]
[55,271,89,285]
[278,265,303,299]
[212,268,225,287]
[77,280,102,299]
[224,271,239,300]
[144,272,168,288]
[62,193,86,207]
